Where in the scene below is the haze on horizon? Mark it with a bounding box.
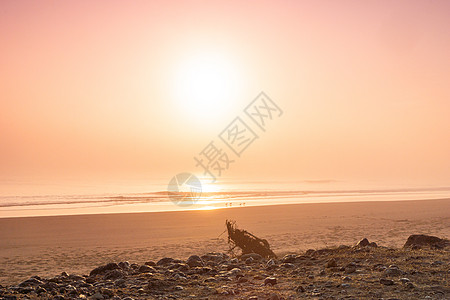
[1,0,449,194]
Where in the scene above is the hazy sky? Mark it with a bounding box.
[1,0,449,189]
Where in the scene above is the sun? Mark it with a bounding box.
[172,51,243,123]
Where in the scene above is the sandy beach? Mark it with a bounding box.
[1,198,449,286]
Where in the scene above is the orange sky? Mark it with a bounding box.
[1,1,449,189]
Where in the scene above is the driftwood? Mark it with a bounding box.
[226,220,277,258]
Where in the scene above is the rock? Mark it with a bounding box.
[384,266,403,276]
[369,242,378,247]
[264,277,277,286]
[240,253,263,261]
[90,292,104,300]
[104,269,124,280]
[237,277,248,283]
[186,255,204,267]
[204,277,216,283]
[19,278,43,287]
[400,278,410,283]
[280,263,295,268]
[86,276,96,284]
[228,268,243,277]
[406,282,415,289]
[173,273,187,281]
[42,282,59,291]
[170,263,189,272]
[68,274,84,281]
[118,261,130,269]
[157,257,175,266]
[305,249,315,256]
[341,283,351,288]
[403,234,449,249]
[342,276,352,281]
[138,264,156,273]
[89,263,120,276]
[295,285,305,292]
[114,278,126,287]
[269,294,280,300]
[147,278,172,289]
[61,271,69,277]
[326,258,337,268]
[230,258,239,264]
[380,278,394,286]
[101,288,114,297]
[345,264,356,274]
[356,238,370,247]
[373,263,386,271]
[281,254,297,263]
[266,259,276,267]
[17,286,34,294]
[174,285,183,291]
[431,260,444,266]
[201,252,228,263]
[245,257,254,264]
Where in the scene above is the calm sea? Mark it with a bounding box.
[1,179,449,218]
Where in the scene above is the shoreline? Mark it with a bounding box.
[1,195,450,219]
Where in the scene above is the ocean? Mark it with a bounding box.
[1,179,449,218]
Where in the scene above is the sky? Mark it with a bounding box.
[1,0,449,193]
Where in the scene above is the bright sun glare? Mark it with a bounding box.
[173,52,243,123]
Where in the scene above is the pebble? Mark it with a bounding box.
[399,277,410,283]
[345,265,356,274]
[264,277,277,286]
[326,258,337,268]
[157,257,175,266]
[241,253,263,261]
[282,254,297,263]
[90,292,104,300]
[356,238,370,247]
[380,278,394,286]
[280,263,295,268]
[187,255,204,268]
[266,259,276,268]
[138,265,155,273]
[384,266,403,276]
[296,285,305,293]
[90,263,120,276]
[342,276,352,281]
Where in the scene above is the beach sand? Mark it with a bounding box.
[0,198,449,285]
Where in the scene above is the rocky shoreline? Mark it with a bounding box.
[1,235,448,300]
